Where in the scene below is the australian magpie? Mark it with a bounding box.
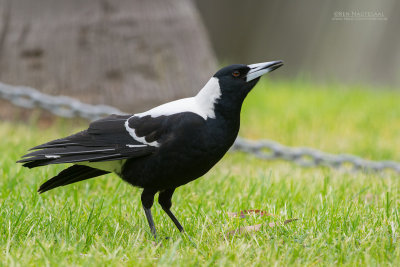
[18,61,283,238]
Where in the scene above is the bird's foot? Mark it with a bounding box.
[182,231,197,248]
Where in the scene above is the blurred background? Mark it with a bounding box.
[0,0,398,114]
[196,0,400,86]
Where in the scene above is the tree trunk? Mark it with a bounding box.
[0,0,216,113]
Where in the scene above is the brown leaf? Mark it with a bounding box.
[226,224,262,237]
[284,218,298,225]
[226,218,298,237]
[364,193,377,203]
[227,209,274,218]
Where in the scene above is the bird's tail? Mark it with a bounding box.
[38,165,109,193]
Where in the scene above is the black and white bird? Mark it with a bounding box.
[18,61,283,237]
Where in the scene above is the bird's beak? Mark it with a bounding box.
[246,60,284,82]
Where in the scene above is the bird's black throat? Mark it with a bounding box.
[213,76,259,122]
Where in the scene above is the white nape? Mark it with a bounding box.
[135,77,221,120]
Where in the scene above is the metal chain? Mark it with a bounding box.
[1,81,400,174]
[0,82,126,120]
[232,137,400,173]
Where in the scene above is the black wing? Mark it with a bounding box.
[126,112,207,145]
[18,114,156,168]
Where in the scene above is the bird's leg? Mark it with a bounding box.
[158,188,184,232]
[141,188,158,239]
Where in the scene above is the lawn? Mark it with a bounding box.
[1,80,400,266]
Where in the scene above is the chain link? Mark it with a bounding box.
[232,137,400,173]
[0,82,126,120]
[1,81,400,174]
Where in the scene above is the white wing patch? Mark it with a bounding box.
[124,77,221,146]
[124,120,160,147]
[126,144,147,148]
[45,155,61,159]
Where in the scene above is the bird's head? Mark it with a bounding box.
[213,60,283,97]
[195,60,283,119]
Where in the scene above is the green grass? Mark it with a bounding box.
[1,80,400,266]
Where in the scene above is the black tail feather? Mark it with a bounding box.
[38,165,109,194]
[22,159,53,169]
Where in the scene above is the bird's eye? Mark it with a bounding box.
[232,70,240,77]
